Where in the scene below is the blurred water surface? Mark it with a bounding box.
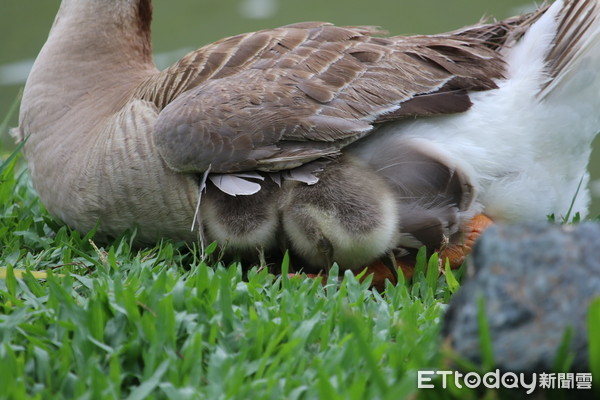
[1,0,598,216]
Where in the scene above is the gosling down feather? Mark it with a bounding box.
[14,0,600,271]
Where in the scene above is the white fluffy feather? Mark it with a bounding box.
[356,0,600,222]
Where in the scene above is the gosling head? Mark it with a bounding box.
[279,156,400,271]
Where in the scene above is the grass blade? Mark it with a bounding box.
[444,259,460,294]
[562,176,584,223]
[552,326,575,373]
[426,252,439,292]
[588,298,600,384]
[0,267,56,280]
[476,295,494,372]
[126,360,169,400]
[0,89,21,137]
[413,247,427,279]
[0,139,26,173]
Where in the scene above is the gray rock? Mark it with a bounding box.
[443,222,600,372]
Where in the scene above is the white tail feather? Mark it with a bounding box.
[365,0,600,222]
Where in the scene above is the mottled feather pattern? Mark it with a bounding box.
[136,18,537,174]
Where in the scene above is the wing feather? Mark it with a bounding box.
[133,16,537,174]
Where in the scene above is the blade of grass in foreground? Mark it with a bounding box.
[588,298,600,387]
[0,89,21,137]
[562,176,584,223]
[0,139,26,173]
[476,296,495,372]
[426,252,439,293]
[413,247,427,279]
[444,259,460,294]
[552,326,575,373]
[0,267,53,279]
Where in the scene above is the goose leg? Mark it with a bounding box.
[439,213,494,269]
[381,251,399,283]
[358,251,399,292]
[361,214,494,285]
[316,235,335,274]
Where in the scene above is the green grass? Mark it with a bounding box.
[1,132,598,399]
[0,138,472,399]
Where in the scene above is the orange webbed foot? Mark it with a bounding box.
[439,213,494,269]
[363,213,495,287]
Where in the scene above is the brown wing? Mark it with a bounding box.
[136,19,527,174]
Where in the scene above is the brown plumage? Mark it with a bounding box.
[145,21,516,174]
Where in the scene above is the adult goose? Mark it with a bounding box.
[14,0,600,275]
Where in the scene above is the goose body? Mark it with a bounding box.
[15,0,600,270]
